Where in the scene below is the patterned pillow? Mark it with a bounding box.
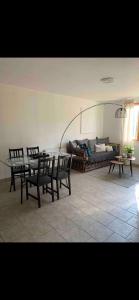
[79,144,93,157]
[79,143,88,157]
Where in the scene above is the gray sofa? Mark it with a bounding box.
[67,137,120,172]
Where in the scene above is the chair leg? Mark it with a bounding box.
[56,179,59,200]
[68,175,71,195]
[21,178,23,204]
[51,180,54,202]
[10,176,13,192]
[37,186,41,208]
[42,186,45,194]
[60,180,62,188]
[26,181,29,200]
[13,175,16,191]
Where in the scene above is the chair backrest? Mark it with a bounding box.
[27,146,40,157]
[56,155,72,176]
[9,148,24,159]
[37,156,55,183]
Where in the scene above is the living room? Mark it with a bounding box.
[0,57,139,243]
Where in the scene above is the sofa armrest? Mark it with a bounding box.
[73,148,86,158]
[67,143,87,159]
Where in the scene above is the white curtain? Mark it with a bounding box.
[122,102,138,147]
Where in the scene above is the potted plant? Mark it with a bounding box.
[123,144,134,158]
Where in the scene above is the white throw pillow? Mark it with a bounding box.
[95,144,106,152]
[105,145,113,152]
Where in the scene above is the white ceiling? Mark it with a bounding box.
[0,57,139,101]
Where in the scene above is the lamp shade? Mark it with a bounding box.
[115,107,127,118]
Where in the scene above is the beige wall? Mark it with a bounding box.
[0,84,104,179]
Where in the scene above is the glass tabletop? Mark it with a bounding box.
[1,152,73,168]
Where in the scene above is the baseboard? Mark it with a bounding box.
[0,177,10,183]
[133,163,139,167]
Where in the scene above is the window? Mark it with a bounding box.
[123,103,139,145]
[132,105,139,140]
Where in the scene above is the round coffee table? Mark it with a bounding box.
[108,160,124,177]
[112,156,136,176]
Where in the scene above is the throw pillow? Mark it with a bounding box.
[87,147,93,157]
[105,145,113,152]
[79,143,88,157]
[95,143,106,152]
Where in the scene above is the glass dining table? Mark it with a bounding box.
[1,152,73,169]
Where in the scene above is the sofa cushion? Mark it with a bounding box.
[88,139,96,152]
[88,151,115,163]
[96,137,109,145]
[77,139,89,147]
[95,143,106,152]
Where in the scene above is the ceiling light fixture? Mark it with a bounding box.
[100,77,114,83]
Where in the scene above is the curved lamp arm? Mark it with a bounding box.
[59,102,123,151]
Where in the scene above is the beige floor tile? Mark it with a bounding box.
[81,220,113,242]
[22,219,53,236]
[1,166,139,243]
[48,215,77,234]
[59,226,92,242]
[109,207,134,222]
[30,229,66,242]
[127,214,139,229]
[0,223,31,242]
[105,233,127,242]
[0,236,4,242]
[86,237,97,242]
[126,228,139,242]
[107,218,134,238]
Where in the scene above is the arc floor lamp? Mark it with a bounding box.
[59,102,127,151]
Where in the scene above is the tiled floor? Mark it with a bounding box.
[0,166,139,242]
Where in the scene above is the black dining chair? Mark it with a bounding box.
[26,146,40,157]
[49,155,72,200]
[9,148,30,192]
[26,146,40,175]
[24,156,55,208]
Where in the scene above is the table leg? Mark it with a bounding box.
[130,160,133,176]
[119,165,122,177]
[108,163,112,174]
[112,164,115,172]
[122,164,124,173]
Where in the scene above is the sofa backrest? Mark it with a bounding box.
[76,139,89,147]
[96,137,109,145]
[67,137,112,154]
